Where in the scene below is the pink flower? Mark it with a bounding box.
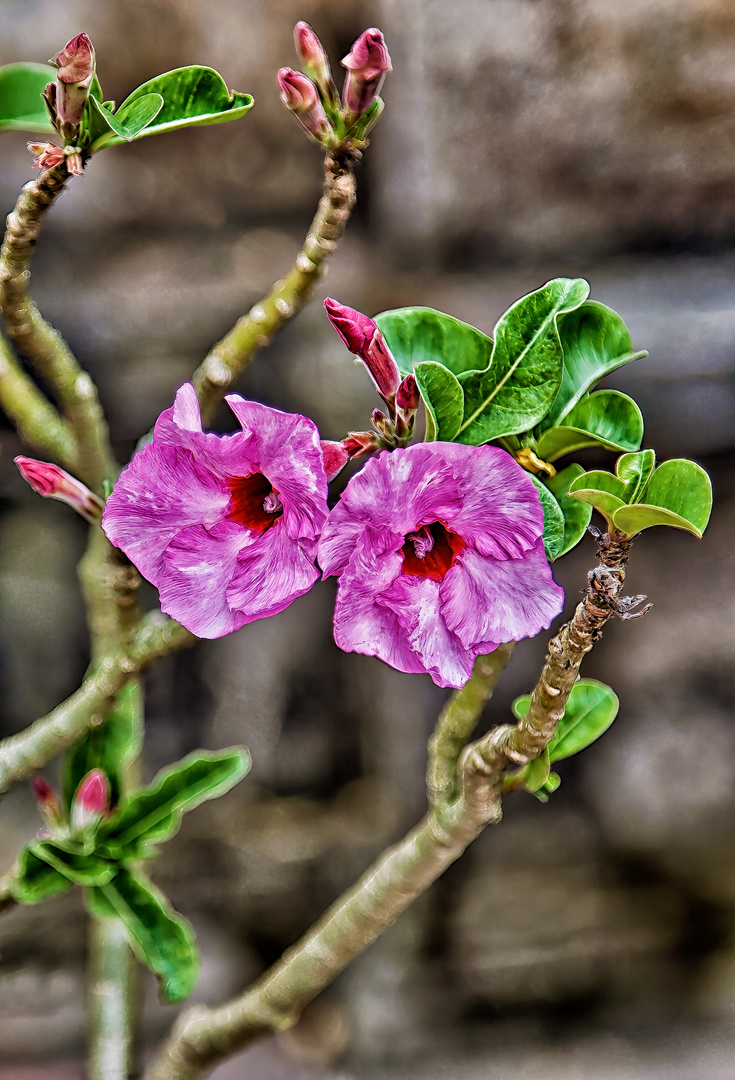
[15,455,103,522]
[341,28,391,117]
[27,141,65,173]
[318,444,564,689]
[102,384,329,638]
[277,67,331,141]
[71,769,110,833]
[52,32,96,132]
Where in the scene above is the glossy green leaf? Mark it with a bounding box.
[530,476,565,561]
[546,300,647,426]
[535,390,644,463]
[63,682,144,812]
[90,66,253,150]
[374,307,494,378]
[0,63,55,133]
[98,748,251,857]
[544,464,593,557]
[568,469,627,527]
[613,458,713,539]
[522,747,550,793]
[87,869,199,1003]
[10,847,72,905]
[513,678,619,765]
[89,93,163,144]
[616,449,656,504]
[28,840,116,887]
[454,278,590,445]
[414,361,463,441]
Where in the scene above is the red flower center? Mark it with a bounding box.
[401,522,465,582]
[227,473,283,535]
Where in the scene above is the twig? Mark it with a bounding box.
[0,326,76,465]
[192,148,360,424]
[88,915,138,1080]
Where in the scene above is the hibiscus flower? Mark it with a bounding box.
[102,383,328,637]
[317,443,564,688]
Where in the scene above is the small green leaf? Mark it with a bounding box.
[530,476,565,561]
[454,278,590,445]
[86,869,199,1003]
[544,464,593,557]
[98,748,251,857]
[546,300,647,426]
[0,63,55,133]
[28,840,116,887]
[547,679,619,763]
[543,771,561,794]
[615,449,656,504]
[414,361,463,441]
[613,458,713,539]
[568,469,627,527]
[90,66,253,150]
[89,93,163,144]
[10,848,72,905]
[63,681,144,812]
[374,307,493,378]
[535,390,644,463]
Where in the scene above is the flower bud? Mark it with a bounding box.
[396,373,420,412]
[277,67,332,142]
[341,28,391,118]
[323,298,401,404]
[343,431,381,459]
[294,22,339,112]
[71,769,110,833]
[27,141,65,173]
[52,33,96,135]
[371,408,395,442]
[321,440,350,481]
[15,456,104,522]
[31,775,63,827]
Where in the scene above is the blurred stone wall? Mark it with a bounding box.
[0,1,735,1076]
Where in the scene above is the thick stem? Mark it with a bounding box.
[0,326,76,464]
[88,915,138,1080]
[192,148,360,424]
[0,167,117,490]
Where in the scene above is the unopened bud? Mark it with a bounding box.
[371,408,395,442]
[324,298,401,404]
[52,33,96,135]
[343,431,381,459]
[294,22,339,113]
[15,456,104,522]
[341,28,391,118]
[31,775,63,827]
[396,373,420,412]
[277,67,332,142]
[71,769,110,833]
[321,440,350,481]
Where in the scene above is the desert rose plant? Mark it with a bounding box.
[0,19,713,1080]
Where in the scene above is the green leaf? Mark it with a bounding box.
[10,848,72,905]
[547,679,619,763]
[87,869,199,1003]
[414,361,464,441]
[615,449,656,504]
[98,748,251,857]
[90,66,253,150]
[374,307,494,378]
[546,300,647,426]
[0,63,55,133]
[568,468,627,527]
[544,464,593,557]
[63,681,144,812]
[535,390,644,463]
[522,747,551,793]
[28,840,116,887]
[454,278,590,445]
[530,476,565,561]
[613,458,713,539]
[89,93,163,143]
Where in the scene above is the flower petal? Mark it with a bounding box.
[226,522,320,621]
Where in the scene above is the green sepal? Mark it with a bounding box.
[546,300,647,426]
[530,476,565,561]
[26,839,116,887]
[63,681,143,812]
[453,277,590,445]
[414,361,463,441]
[10,847,72,905]
[374,306,493,378]
[97,748,251,858]
[513,678,619,764]
[89,66,253,151]
[88,93,163,145]
[613,458,712,539]
[0,63,55,133]
[86,868,199,1003]
[543,464,593,557]
[535,390,644,463]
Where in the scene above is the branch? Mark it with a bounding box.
[192,148,360,424]
[0,166,117,490]
[0,326,76,464]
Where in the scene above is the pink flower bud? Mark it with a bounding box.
[321,440,350,481]
[341,28,391,117]
[397,373,420,412]
[71,769,110,833]
[343,430,381,459]
[52,33,96,132]
[324,298,401,404]
[31,775,63,826]
[15,456,104,522]
[371,408,395,442]
[294,22,338,109]
[27,141,66,173]
[277,67,331,142]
